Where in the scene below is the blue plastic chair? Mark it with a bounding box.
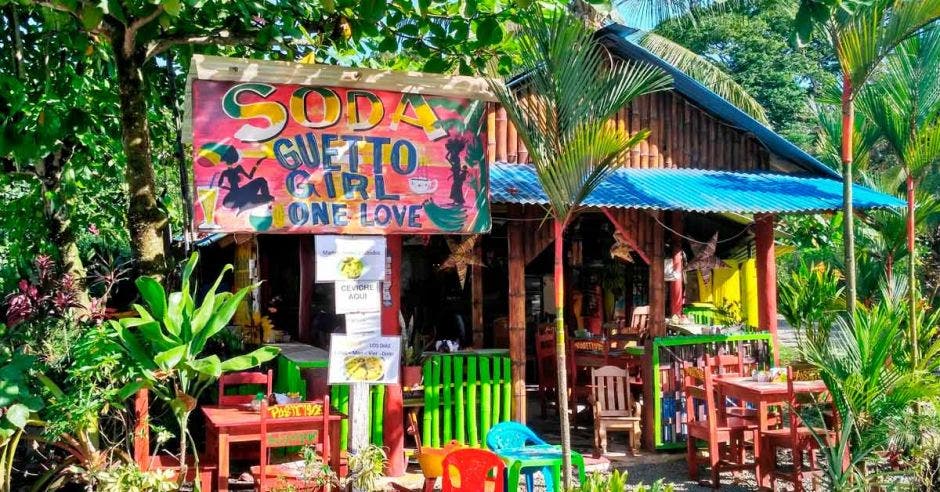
[485,422,586,492]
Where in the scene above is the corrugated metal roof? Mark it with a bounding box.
[490,164,904,213]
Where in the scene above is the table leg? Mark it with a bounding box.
[507,462,522,492]
[330,419,343,476]
[757,401,770,490]
[550,463,562,492]
[217,432,230,492]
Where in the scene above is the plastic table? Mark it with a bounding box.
[496,445,586,492]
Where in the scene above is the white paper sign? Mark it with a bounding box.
[328,334,401,385]
[315,235,386,282]
[345,312,382,336]
[334,281,381,314]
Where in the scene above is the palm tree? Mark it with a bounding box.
[486,8,671,488]
[793,0,940,319]
[856,28,940,363]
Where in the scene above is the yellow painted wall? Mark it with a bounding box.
[696,258,758,326]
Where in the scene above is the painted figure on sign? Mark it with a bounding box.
[213,145,275,214]
[446,137,468,206]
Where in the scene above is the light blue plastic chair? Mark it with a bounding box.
[485,422,586,492]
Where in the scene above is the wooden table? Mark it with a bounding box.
[202,405,345,492]
[715,376,827,489]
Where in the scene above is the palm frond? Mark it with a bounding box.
[814,102,880,170]
[615,0,760,28]
[638,32,769,124]
[487,8,672,222]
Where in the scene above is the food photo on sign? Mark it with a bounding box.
[189,77,491,235]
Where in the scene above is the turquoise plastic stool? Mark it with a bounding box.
[485,422,586,492]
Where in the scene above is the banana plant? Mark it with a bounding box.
[110,252,279,487]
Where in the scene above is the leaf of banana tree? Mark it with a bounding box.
[638,32,769,124]
[190,285,254,355]
[189,355,222,380]
[154,344,187,371]
[190,264,234,334]
[165,291,183,337]
[135,276,167,321]
[136,319,179,351]
[221,346,281,373]
[111,320,158,370]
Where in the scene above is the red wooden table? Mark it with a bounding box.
[203,405,346,492]
[715,376,827,489]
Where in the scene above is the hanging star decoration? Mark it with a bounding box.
[684,233,727,283]
[438,236,485,288]
[609,231,634,263]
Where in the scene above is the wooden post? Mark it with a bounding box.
[508,215,527,422]
[670,212,684,316]
[382,236,405,476]
[642,212,665,450]
[754,213,780,364]
[298,237,314,343]
[471,240,484,348]
[649,212,666,337]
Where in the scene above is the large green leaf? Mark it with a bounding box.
[4,404,30,429]
[190,355,222,380]
[136,276,167,321]
[191,284,255,355]
[112,320,158,370]
[137,320,179,351]
[154,344,187,370]
[220,346,280,372]
[191,264,233,334]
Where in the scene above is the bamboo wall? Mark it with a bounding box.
[485,91,772,172]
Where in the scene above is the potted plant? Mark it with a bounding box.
[399,312,427,389]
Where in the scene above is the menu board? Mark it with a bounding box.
[328,335,401,384]
[315,235,386,282]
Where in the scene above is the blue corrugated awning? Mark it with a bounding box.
[490,164,904,214]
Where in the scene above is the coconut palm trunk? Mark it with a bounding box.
[483,8,671,489]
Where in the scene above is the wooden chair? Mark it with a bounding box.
[588,365,641,457]
[218,369,273,406]
[441,448,505,492]
[133,388,216,490]
[534,329,558,417]
[761,366,838,492]
[683,357,759,489]
[629,306,650,341]
[252,397,332,492]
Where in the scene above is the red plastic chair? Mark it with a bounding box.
[218,369,273,406]
[441,448,505,492]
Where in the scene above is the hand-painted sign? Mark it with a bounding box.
[335,282,381,314]
[190,78,490,234]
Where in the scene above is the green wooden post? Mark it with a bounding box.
[480,355,492,439]
[501,355,511,422]
[492,354,502,423]
[467,355,479,447]
[442,356,453,443]
[332,385,350,452]
[371,386,385,445]
[422,357,433,447]
[455,356,466,444]
[430,355,442,447]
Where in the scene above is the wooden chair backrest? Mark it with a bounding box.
[683,355,722,433]
[630,306,650,338]
[534,329,557,391]
[218,369,272,406]
[591,365,636,418]
[258,397,331,491]
[700,353,745,376]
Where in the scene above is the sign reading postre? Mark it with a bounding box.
[188,61,490,235]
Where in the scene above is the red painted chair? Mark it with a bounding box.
[252,397,332,492]
[133,388,216,490]
[534,329,558,417]
[760,366,839,492]
[683,356,759,489]
[218,369,273,406]
[441,448,505,492]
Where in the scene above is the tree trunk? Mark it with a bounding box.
[907,173,918,364]
[35,141,89,307]
[553,220,573,489]
[112,30,168,278]
[841,77,856,319]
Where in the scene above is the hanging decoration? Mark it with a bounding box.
[609,231,635,263]
[684,233,727,282]
[438,236,485,288]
